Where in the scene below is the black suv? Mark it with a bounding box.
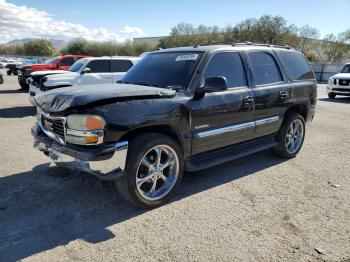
[32,44,317,208]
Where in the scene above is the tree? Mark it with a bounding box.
[297,25,320,53]
[23,39,56,56]
[321,32,350,62]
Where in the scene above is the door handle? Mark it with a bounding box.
[280,91,288,99]
[243,96,254,106]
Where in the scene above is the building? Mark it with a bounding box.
[133,36,164,47]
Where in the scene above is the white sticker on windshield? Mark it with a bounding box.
[175,54,199,62]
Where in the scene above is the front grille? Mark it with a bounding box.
[338,79,350,86]
[41,114,65,139]
[332,88,350,92]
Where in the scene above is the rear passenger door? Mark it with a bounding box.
[191,52,255,155]
[276,51,316,119]
[80,59,113,85]
[247,51,290,139]
[111,60,133,82]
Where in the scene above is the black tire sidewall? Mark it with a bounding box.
[124,133,184,208]
[275,113,306,158]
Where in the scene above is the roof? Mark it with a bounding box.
[78,56,141,62]
[155,43,294,54]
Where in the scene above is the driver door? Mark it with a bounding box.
[190,52,255,155]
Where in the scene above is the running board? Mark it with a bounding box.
[185,136,277,172]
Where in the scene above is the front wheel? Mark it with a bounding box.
[273,112,305,158]
[115,133,184,208]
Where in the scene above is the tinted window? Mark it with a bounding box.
[248,52,283,85]
[279,52,314,80]
[69,60,85,72]
[122,52,203,89]
[112,60,133,72]
[60,57,74,66]
[204,52,247,88]
[86,60,111,73]
[341,64,350,73]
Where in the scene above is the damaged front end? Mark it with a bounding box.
[32,109,128,181]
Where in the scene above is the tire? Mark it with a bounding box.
[0,76,3,84]
[18,77,29,91]
[115,133,184,208]
[13,70,18,76]
[328,92,336,99]
[272,112,305,159]
[6,70,11,76]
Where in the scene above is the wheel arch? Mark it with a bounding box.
[286,104,308,121]
[119,124,183,150]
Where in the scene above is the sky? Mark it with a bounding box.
[0,0,349,43]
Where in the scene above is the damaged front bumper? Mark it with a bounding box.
[31,124,128,180]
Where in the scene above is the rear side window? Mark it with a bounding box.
[60,57,74,66]
[248,52,283,85]
[112,60,133,72]
[278,52,314,80]
[204,52,247,88]
[86,60,111,73]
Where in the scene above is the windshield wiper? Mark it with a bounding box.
[116,80,131,84]
[134,81,161,88]
[166,85,184,90]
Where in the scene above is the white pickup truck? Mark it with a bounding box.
[28,56,140,105]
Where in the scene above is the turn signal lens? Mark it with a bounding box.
[85,136,99,144]
[85,116,105,130]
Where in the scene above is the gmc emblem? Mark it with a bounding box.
[44,119,53,131]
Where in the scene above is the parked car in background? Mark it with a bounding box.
[28,56,140,105]
[327,63,350,98]
[6,59,23,75]
[32,44,316,207]
[18,55,90,90]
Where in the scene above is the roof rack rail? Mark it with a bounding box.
[232,42,291,50]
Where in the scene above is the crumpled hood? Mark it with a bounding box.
[333,73,350,80]
[35,83,176,113]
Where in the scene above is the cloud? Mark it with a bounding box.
[119,25,144,35]
[0,0,144,43]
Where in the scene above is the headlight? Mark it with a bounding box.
[66,114,106,145]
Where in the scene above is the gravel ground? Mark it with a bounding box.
[0,69,349,262]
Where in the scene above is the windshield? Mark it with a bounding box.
[45,57,60,65]
[341,64,350,73]
[69,60,85,72]
[122,51,203,89]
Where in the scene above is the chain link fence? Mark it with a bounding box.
[311,62,347,83]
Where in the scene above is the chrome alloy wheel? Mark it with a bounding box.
[136,145,179,201]
[285,119,304,154]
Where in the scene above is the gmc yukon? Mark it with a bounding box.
[32,44,317,208]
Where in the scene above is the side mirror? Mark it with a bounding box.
[81,67,91,74]
[194,76,228,99]
[203,76,228,93]
[56,62,61,68]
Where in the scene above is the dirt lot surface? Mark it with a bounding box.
[0,69,349,262]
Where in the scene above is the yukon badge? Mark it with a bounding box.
[194,124,209,130]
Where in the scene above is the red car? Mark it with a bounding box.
[18,55,90,90]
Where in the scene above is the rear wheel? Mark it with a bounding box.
[328,92,336,99]
[6,70,11,76]
[273,112,305,158]
[115,133,184,208]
